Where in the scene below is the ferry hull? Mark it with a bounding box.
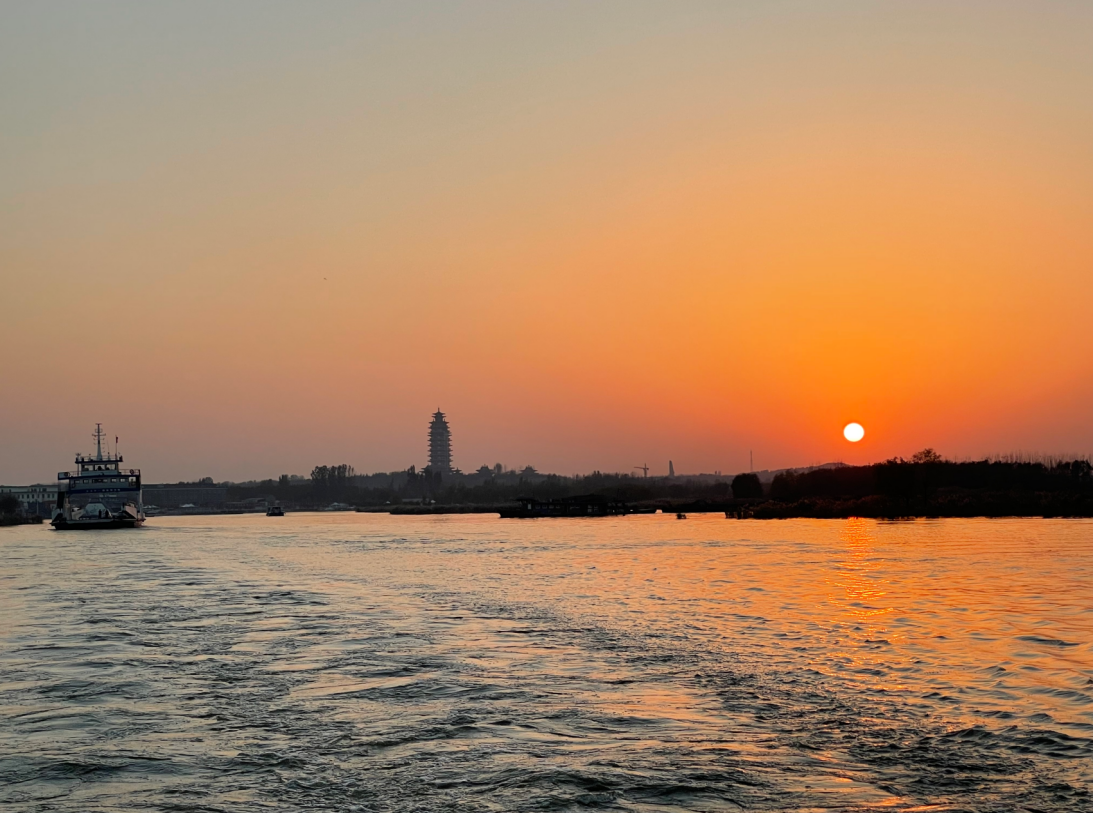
[51,516,144,530]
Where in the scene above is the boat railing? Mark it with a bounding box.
[59,468,140,479]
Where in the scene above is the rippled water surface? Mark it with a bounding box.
[1,514,1091,811]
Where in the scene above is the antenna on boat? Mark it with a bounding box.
[93,423,105,461]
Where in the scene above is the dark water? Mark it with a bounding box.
[1,514,1091,811]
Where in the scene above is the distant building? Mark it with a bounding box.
[428,410,452,474]
[0,484,59,517]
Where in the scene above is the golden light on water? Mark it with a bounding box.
[844,423,865,443]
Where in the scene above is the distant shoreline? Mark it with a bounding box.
[133,457,1093,521]
[142,497,1093,520]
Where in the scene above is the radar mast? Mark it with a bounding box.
[93,423,105,461]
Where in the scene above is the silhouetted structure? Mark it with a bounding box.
[428,410,452,474]
[500,494,629,518]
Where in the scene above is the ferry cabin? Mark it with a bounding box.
[58,454,142,515]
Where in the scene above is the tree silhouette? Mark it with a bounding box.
[731,473,763,499]
[911,448,943,464]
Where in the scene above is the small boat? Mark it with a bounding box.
[266,505,285,517]
[676,512,687,520]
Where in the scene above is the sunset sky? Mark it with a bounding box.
[2,1,1092,483]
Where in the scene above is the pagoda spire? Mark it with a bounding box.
[428,410,453,474]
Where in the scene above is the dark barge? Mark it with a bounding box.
[499,494,630,518]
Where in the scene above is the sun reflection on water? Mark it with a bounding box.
[829,517,893,628]
[2,514,1090,810]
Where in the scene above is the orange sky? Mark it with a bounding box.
[2,2,1092,483]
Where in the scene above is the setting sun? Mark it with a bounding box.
[3,5,1093,812]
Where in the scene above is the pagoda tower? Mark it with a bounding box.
[428,410,452,474]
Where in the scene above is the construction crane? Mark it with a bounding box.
[633,464,649,478]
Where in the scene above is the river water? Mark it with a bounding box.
[1,514,1091,811]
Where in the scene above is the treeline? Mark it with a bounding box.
[224,465,764,508]
[0,495,43,525]
[756,452,1093,518]
[431,471,763,506]
[308,465,356,502]
[220,452,1093,517]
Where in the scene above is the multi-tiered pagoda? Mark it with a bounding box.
[428,410,452,474]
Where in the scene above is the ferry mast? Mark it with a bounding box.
[93,423,106,461]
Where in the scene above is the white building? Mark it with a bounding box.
[0,484,59,516]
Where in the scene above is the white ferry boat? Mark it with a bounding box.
[51,424,145,530]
